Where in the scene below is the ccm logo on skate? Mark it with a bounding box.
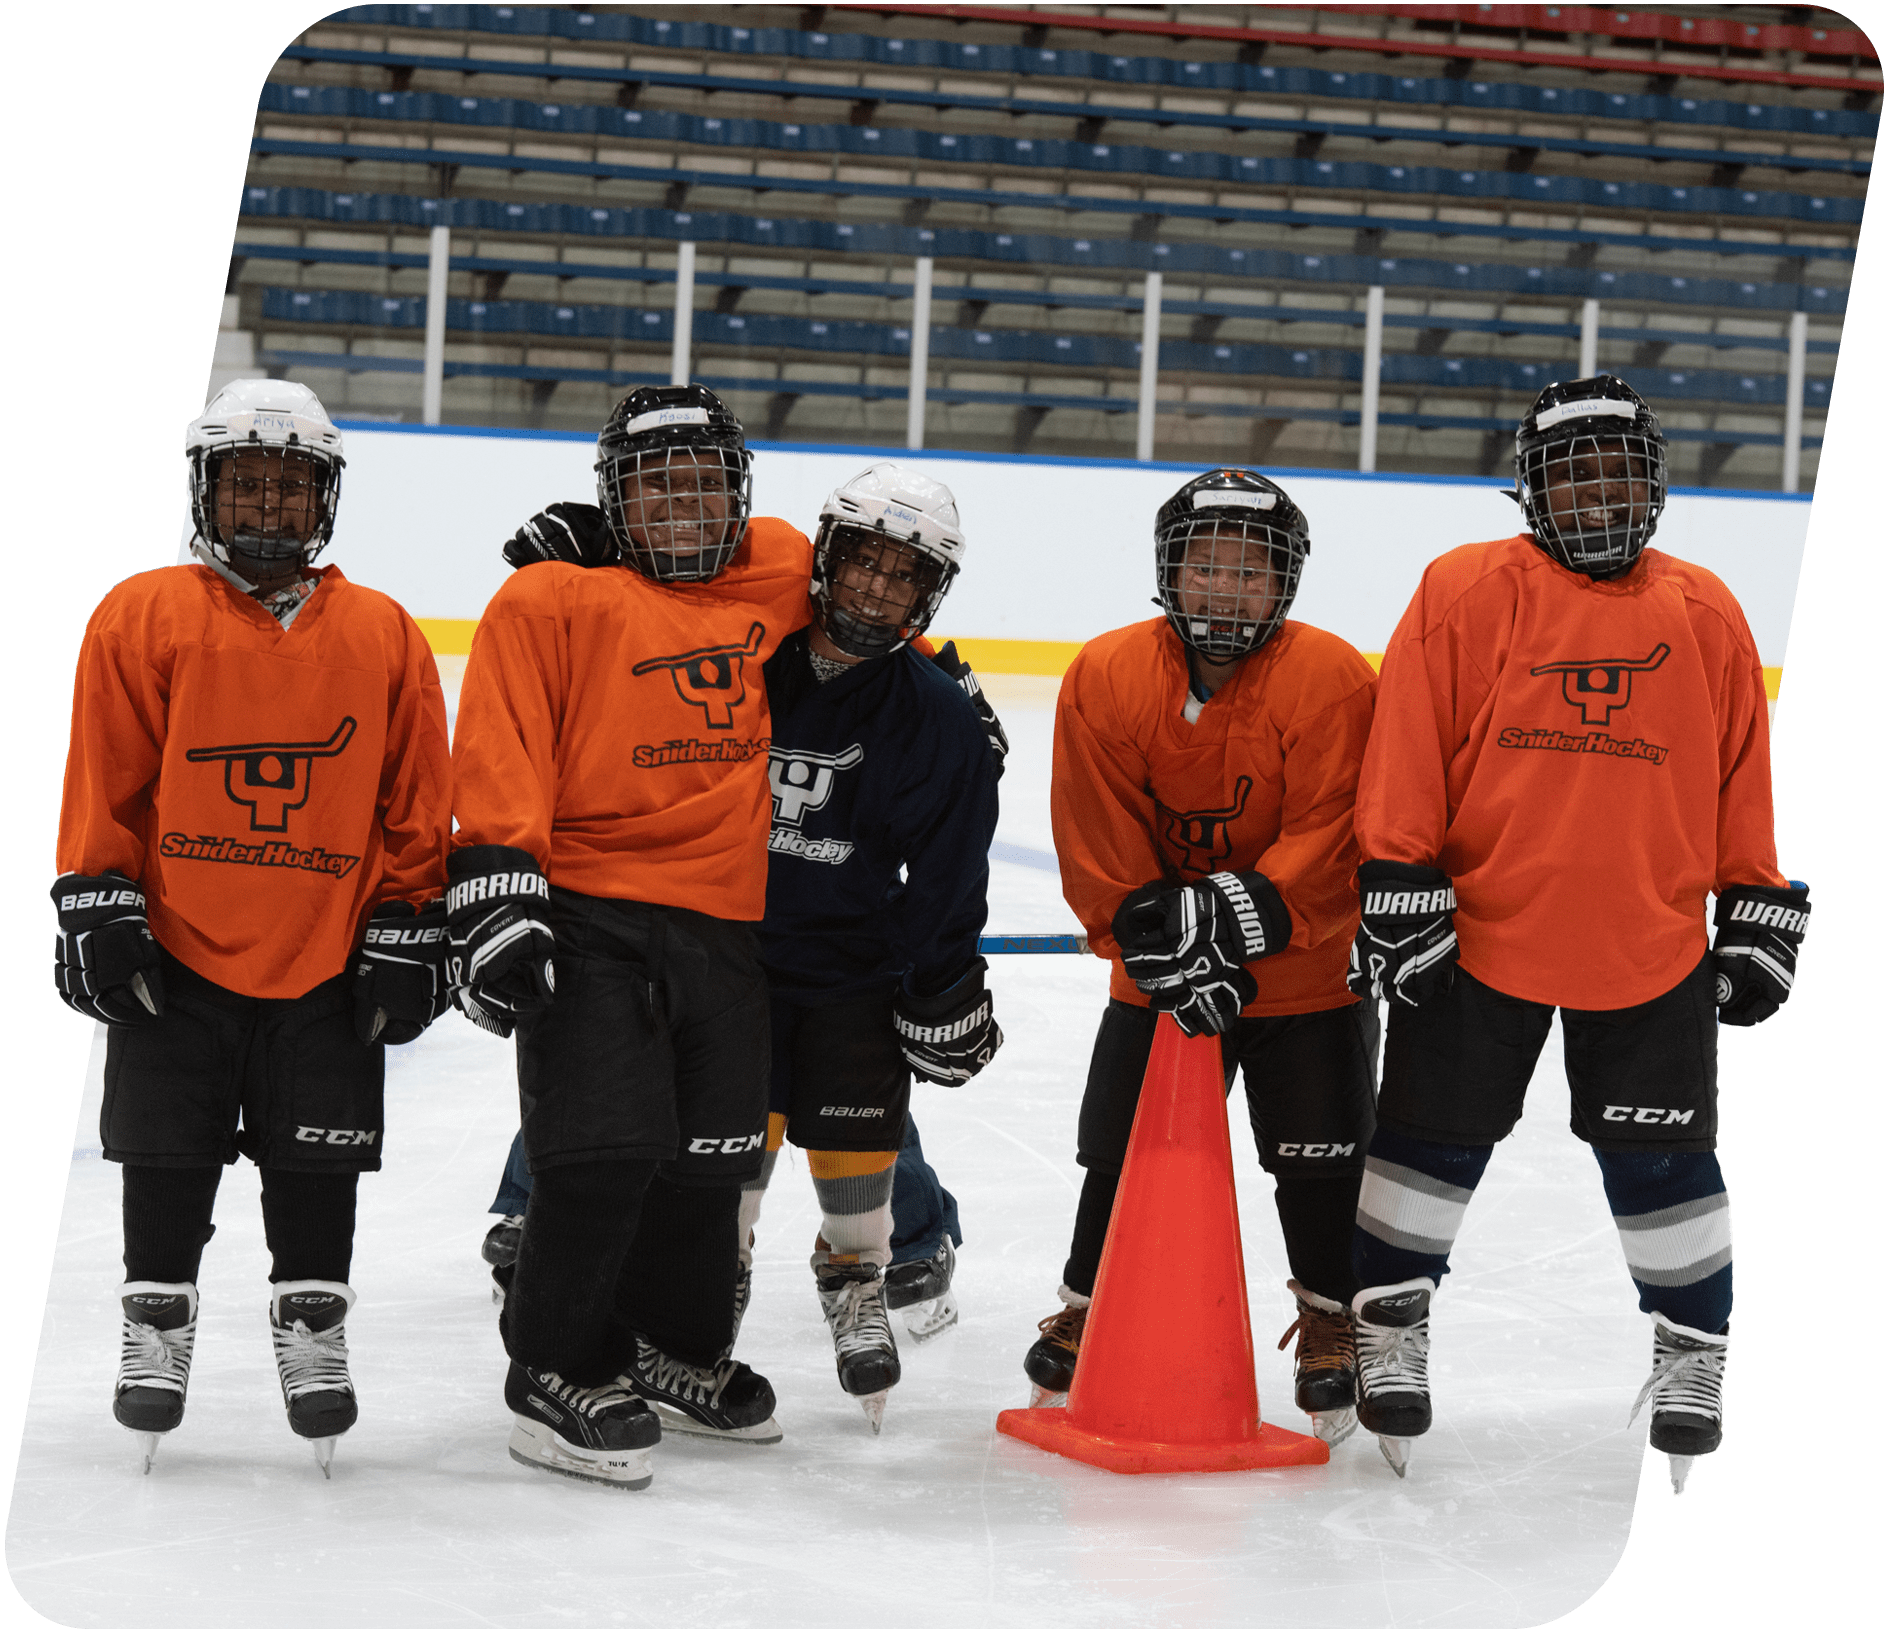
[294,1126,380,1145]
[686,1134,766,1154]
[1275,1142,1357,1157]
[1602,1106,1695,1125]
[58,887,145,912]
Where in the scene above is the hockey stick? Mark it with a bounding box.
[978,933,1089,955]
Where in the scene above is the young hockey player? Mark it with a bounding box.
[745,463,1001,1433]
[1030,468,1380,1447]
[480,464,1001,1434]
[450,385,809,1488]
[1346,376,1805,1491]
[53,379,452,1476]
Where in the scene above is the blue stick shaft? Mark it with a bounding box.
[977,933,1090,955]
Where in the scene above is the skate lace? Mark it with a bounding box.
[539,1371,644,1420]
[634,1341,737,1409]
[1355,1318,1429,1392]
[1035,1304,1086,1353]
[1629,1332,1727,1427]
[118,1316,195,1392]
[1277,1302,1355,1375]
[272,1318,352,1402]
[827,1277,895,1361]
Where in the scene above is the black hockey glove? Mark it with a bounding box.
[501,501,619,570]
[929,642,1009,778]
[893,957,1004,1085]
[1348,860,1458,1008]
[1711,880,1810,1027]
[351,898,451,1046]
[446,846,557,1039]
[1111,871,1289,1034]
[50,872,165,1026]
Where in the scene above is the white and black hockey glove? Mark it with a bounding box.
[351,898,451,1046]
[1348,860,1458,1008]
[893,957,1004,1085]
[446,846,557,1039]
[1111,871,1289,1036]
[501,501,619,570]
[930,642,1009,778]
[1711,880,1810,1028]
[50,872,165,1027]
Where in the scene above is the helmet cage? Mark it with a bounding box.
[1155,474,1308,661]
[811,522,956,659]
[1518,429,1667,577]
[595,386,754,583]
[189,440,343,570]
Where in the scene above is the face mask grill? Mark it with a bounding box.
[598,442,753,583]
[194,444,341,570]
[812,523,954,658]
[1155,514,1306,661]
[1518,431,1667,576]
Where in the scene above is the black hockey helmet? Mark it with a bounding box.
[1515,375,1667,578]
[595,383,754,582]
[1154,468,1310,661]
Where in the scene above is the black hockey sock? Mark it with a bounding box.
[258,1168,359,1285]
[614,1172,742,1367]
[121,1164,222,1285]
[503,1157,660,1384]
[1273,1173,1367,1306]
[1060,1167,1120,1299]
[1352,1125,1494,1292]
[1591,1147,1732,1333]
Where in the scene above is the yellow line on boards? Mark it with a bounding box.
[416,621,1784,700]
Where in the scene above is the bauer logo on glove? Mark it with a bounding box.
[50,871,166,1027]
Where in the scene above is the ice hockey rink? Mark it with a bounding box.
[8,682,1664,1629]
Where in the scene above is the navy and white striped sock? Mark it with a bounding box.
[1352,1126,1495,1291]
[1591,1148,1731,1334]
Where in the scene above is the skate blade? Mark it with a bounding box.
[1028,1384,1068,1410]
[134,1431,162,1475]
[1668,1454,1694,1495]
[1377,1436,1411,1478]
[648,1402,783,1446]
[1311,1407,1358,1450]
[508,1417,655,1489]
[310,1437,336,1479]
[901,1292,959,1343]
[857,1390,890,1435]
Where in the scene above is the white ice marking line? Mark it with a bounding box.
[988,839,1059,873]
[961,1111,1081,1201]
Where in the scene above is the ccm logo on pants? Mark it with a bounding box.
[295,1127,379,1146]
[1602,1106,1695,1125]
[1276,1142,1356,1158]
[688,1134,766,1155]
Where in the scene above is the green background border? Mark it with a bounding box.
[3,6,1873,1623]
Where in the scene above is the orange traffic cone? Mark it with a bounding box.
[996,1011,1328,1474]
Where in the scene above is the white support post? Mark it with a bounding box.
[1783,310,1808,493]
[1579,297,1600,378]
[421,224,449,425]
[670,241,696,387]
[1136,271,1162,463]
[906,256,933,450]
[1359,284,1384,473]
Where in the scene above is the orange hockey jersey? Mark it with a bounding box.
[450,517,814,919]
[1355,533,1785,1011]
[57,564,452,999]
[1053,618,1378,1017]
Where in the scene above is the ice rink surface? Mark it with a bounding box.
[8,688,1652,1627]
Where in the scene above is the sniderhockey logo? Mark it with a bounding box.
[767,742,865,866]
[1155,777,1253,873]
[631,622,766,729]
[1500,643,1673,765]
[169,716,362,878]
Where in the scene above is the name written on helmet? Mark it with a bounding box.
[624,407,711,436]
[1193,487,1275,511]
[1533,398,1639,429]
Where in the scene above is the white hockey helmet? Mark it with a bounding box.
[186,378,346,571]
[811,463,966,658]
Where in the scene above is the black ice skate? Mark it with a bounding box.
[269,1280,358,1477]
[1630,1313,1728,1495]
[1352,1277,1435,1478]
[482,1214,524,1280]
[884,1238,958,1342]
[114,1281,198,1474]
[621,1335,783,1445]
[814,1257,901,1433]
[1277,1280,1358,1448]
[1022,1288,1089,1409]
[504,1362,661,1490]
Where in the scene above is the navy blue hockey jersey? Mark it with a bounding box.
[758,631,998,1001]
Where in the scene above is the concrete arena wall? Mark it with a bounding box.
[329,424,1809,670]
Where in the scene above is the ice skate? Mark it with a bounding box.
[1277,1280,1358,1448]
[1352,1278,1435,1478]
[504,1362,660,1489]
[814,1257,901,1433]
[269,1281,358,1477]
[884,1238,958,1342]
[1630,1313,1727,1495]
[114,1282,198,1473]
[620,1336,783,1444]
[723,1233,754,1360]
[481,1213,524,1271]
[1022,1289,1088,1409]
